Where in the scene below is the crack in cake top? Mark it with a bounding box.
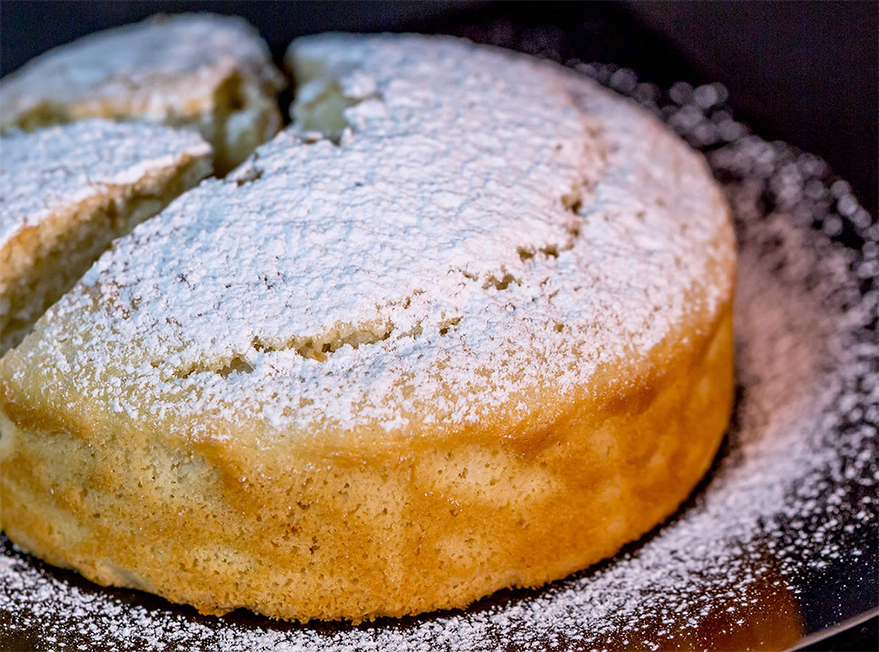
[8,35,734,440]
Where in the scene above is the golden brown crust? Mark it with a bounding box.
[0,301,733,622]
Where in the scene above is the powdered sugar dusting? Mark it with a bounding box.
[0,119,211,250]
[9,35,731,441]
[0,13,283,129]
[1,60,875,650]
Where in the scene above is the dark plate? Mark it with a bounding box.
[1,4,877,651]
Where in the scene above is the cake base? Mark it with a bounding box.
[0,308,733,623]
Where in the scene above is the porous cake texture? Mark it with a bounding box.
[0,119,212,354]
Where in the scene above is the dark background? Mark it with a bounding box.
[1,2,877,650]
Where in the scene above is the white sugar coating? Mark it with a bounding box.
[15,34,731,438]
[1,63,876,651]
[0,13,283,129]
[0,119,211,250]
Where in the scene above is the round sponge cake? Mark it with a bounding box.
[0,34,735,623]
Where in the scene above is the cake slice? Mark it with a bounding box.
[0,13,285,174]
[0,119,211,353]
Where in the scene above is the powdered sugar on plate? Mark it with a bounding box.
[1,60,876,652]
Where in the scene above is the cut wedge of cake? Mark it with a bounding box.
[0,119,212,353]
[0,13,285,174]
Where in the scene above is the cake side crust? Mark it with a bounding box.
[0,300,733,622]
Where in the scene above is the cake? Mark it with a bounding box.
[0,34,736,623]
[0,13,285,174]
[0,119,212,354]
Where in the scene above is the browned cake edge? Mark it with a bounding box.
[0,292,734,623]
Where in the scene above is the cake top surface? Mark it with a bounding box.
[0,13,283,127]
[0,119,211,250]
[3,34,734,445]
